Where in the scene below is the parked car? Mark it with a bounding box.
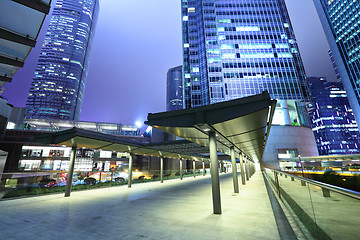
[39,179,57,188]
[84,177,97,185]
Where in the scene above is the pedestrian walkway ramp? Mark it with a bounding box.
[0,171,288,240]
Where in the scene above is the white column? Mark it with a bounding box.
[280,100,292,125]
[65,146,77,197]
[193,160,196,178]
[230,146,239,193]
[209,131,221,214]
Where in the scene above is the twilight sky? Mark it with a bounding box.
[2,0,336,126]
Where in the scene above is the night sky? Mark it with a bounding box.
[2,0,336,126]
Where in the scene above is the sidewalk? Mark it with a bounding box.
[0,172,280,240]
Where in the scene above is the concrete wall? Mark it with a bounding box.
[262,125,319,169]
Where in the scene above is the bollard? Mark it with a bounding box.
[322,188,331,197]
[291,177,294,181]
[301,180,306,186]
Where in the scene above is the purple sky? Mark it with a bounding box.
[2,0,336,126]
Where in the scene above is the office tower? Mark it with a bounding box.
[167,65,183,111]
[328,50,341,82]
[181,0,318,165]
[308,77,359,155]
[313,0,360,127]
[25,0,99,120]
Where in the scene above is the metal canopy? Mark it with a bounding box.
[34,128,212,161]
[0,0,51,87]
[145,92,276,162]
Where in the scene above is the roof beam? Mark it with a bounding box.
[0,28,36,47]
[11,0,50,14]
[0,75,12,82]
[0,55,24,67]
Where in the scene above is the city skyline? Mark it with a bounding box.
[2,0,337,126]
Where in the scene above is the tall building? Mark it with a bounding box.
[25,0,99,120]
[181,0,318,165]
[308,77,359,155]
[167,65,183,111]
[313,0,360,127]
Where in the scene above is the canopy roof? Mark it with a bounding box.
[34,127,219,161]
[0,0,51,87]
[145,92,276,162]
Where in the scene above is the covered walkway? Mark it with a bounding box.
[0,172,285,240]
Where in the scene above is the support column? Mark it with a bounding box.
[160,156,164,183]
[128,154,133,188]
[65,146,77,197]
[180,159,183,180]
[244,156,250,181]
[202,161,205,176]
[239,153,246,185]
[230,146,239,193]
[209,131,222,214]
[193,160,196,178]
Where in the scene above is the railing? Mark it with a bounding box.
[0,169,211,200]
[263,168,360,240]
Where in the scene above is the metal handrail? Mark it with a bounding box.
[264,168,360,200]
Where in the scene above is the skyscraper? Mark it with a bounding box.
[167,65,183,111]
[181,0,318,165]
[313,0,360,127]
[25,0,99,120]
[308,77,359,155]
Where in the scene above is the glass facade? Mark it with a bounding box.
[181,0,311,126]
[313,0,360,126]
[25,0,99,120]
[167,65,183,111]
[328,49,341,82]
[308,77,360,155]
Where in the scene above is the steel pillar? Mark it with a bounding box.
[128,154,133,188]
[65,146,77,197]
[193,160,196,178]
[230,146,239,193]
[239,153,246,185]
[244,156,250,181]
[180,159,183,180]
[160,157,164,183]
[209,131,222,214]
[202,161,205,176]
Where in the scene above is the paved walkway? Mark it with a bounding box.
[0,172,280,240]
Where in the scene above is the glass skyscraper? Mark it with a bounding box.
[25,0,99,120]
[181,0,318,164]
[181,0,310,124]
[308,77,360,155]
[313,0,360,127]
[167,65,183,111]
